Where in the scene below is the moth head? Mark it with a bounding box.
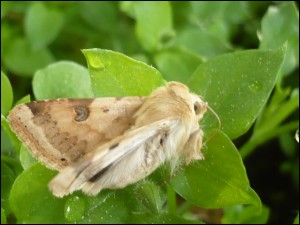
[191,94,207,120]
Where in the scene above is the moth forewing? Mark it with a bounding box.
[8,81,207,197]
[8,97,144,170]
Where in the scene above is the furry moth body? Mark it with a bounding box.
[8,82,207,197]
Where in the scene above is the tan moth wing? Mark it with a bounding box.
[8,97,144,170]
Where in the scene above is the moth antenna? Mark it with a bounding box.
[204,104,221,145]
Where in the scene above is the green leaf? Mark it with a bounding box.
[294,212,299,224]
[19,145,37,170]
[154,48,203,83]
[1,208,6,224]
[134,2,174,52]
[82,48,164,97]
[32,61,94,100]
[132,212,203,224]
[260,2,299,76]
[9,164,65,223]
[9,163,166,223]
[134,181,163,214]
[2,37,54,77]
[188,48,285,139]
[177,27,232,59]
[25,2,64,50]
[171,131,261,208]
[15,95,31,106]
[1,115,20,152]
[222,204,270,224]
[1,71,13,116]
[190,2,250,42]
[79,2,117,33]
[1,161,17,214]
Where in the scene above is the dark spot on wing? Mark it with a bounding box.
[88,164,112,182]
[74,105,89,122]
[109,143,119,150]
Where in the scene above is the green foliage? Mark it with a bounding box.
[1,1,298,224]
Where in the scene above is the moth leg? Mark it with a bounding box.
[182,129,204,165]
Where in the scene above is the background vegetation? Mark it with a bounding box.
[1,2,299,224]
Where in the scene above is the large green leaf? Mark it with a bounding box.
[32,61,94,100]
[188,48,285,139]
[82,48,164,97]
[171,131,261,208]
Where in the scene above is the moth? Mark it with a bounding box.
[8,81,208,197]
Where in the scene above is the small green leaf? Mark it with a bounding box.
[32,61,94,100]
[134,2,174,52]
[260,2,299,76]
[25,2,64,50]
[154,48,203,83]
[171,131,261,208]
[188,48,285,139]
[2,37,54,77]
[82,48,164,97]
[1,71,13,116]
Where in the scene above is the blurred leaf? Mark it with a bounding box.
[260,2,299,76]
[132,213,203,224]
[154,48,203,83]
[134,2,174,52]
[1,208,6,224]
[82,48,164,97]
[19,145,37,170]
[79,2,117,33]
[188,47,285,139]
[190,2,250,41]
[294,212,299,224]
[2,37,54,77]
[32,61,94,100]
[1,160,18,214]
[222,204,270,224]
[171,131,261,208]
[177,27,232,59]
[25,2,64,50]
[1,72,13,116]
